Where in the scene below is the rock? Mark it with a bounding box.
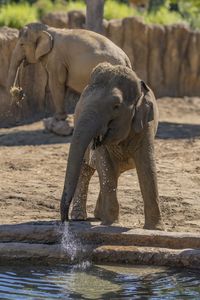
[43,115,74,136]
[1,222,200,268]
[3,221,200,250]
[92,245,200,269]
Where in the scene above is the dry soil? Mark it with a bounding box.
[0,97,199,232]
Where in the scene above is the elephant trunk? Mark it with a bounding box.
[60,112,102,222]
[7,40,25,93]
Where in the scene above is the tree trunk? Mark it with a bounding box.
[86,0,104,34]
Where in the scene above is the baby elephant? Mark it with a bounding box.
[60,63,164,230]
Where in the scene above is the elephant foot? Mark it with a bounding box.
[95,209,119,225]
[71,208,87,221]
[100,214,119,226]
[143,219,165,231]
[100,219,118,226]
[55,112,68,121]
[94,208,102,220]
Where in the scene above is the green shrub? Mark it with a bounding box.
[35,0,133,21]
[0,0,199,29]
[104,0,134,20]
[177,1,200,29]
[66,0,85,11]
[0,2,38,28]
[34,0,54,19]
[144,6,185,25]
[34,0,85,18]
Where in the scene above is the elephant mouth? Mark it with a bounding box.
[92,129,111,150]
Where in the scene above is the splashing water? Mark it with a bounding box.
[60,222,91,268]
[73,260,91,270]
[61,222,81,262]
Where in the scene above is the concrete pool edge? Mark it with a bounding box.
[0,221,200,269]
[0,242,200,269]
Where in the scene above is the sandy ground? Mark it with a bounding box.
[0,97,200,232]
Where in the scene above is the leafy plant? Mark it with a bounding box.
[176,0,200,29]
[66,0,85,11]
[0,0,199,29]
[104,0,134,20]
[35,0,85,18]
[0,2,37,28]
[144,5,185,25]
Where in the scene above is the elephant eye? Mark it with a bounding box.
[113,103,120,110]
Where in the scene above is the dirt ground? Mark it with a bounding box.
[0,97,200,233]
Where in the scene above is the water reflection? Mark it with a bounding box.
[0,264,200,299]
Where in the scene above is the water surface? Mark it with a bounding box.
[0,263,200,299]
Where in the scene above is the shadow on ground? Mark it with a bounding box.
[157,122,200,139]
[0,129,71,146]
[0,121,199,147]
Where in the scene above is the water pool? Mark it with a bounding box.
[0,263,199,299]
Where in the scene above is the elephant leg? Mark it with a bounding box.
[96,147,120,225]
[94,192,103,220]
[71,163,95,220]
[48,72,67,121]
[133,130,164,230]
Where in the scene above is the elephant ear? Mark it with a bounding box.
[132,81,154,133]
[35,31,53,61]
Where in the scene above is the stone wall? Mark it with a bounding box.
[0,27,18,125]
[0,12,199,125]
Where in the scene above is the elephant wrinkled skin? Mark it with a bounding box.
[60,63,164,231]
[7,23,131,121]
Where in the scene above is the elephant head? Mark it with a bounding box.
[60,63,155,222]
[7,22,53,92]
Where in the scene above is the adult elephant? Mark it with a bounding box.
[60,63,164,230]
[7,22,131,123]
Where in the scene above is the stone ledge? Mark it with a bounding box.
[92,245,200,269]
[1,222,200,268]
[0,221,200,249]
[0,242,200,269]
